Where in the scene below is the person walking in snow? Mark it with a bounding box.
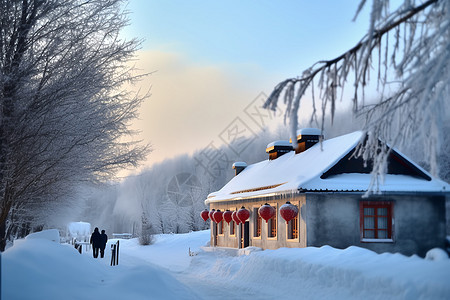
[90,227,101,258]
[100,229,108,258]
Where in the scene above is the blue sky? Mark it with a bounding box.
[122,1,375,171]
[125,0,371,74]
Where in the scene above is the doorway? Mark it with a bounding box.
[240,221,249,248]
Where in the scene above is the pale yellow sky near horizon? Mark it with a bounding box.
[120,1,376,176]
[126,50,292,174]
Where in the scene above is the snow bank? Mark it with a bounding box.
[186,243,450,299]
[116,230,209,272]
[3,232,199,300]
[425,248,449,261]
[25,229,60,242]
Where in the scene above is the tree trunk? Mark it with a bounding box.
[0,195,13,252]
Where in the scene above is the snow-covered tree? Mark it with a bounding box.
[139,211,154,246]
[0,0,149,250]
[264,0,449,183]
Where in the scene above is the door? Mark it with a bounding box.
[240,221,249,248]
[213,222,218,246]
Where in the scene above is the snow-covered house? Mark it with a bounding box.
[204,129,449,257]
[66,221,91,243]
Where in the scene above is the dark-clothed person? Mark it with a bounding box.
[90,227,101,258]
[100,230,108,258]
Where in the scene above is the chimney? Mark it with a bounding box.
[266,140,293,160]
[232,162,247,176]
[290,128,323,154]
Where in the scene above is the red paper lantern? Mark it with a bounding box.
[223,210,233,224]
[200,209,209,222]
[280,201,298,223]
[232,211,240,225]
[213,210,223,223]
[208,209,216,222]
[258,203,275,223]
[237,207,250,223]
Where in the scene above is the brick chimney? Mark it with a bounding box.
[232,162,247,176]
[266,140,293,160]
[290,128,323,154]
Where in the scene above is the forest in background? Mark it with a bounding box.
[63,109,449,238]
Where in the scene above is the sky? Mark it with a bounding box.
[121,0,376,173]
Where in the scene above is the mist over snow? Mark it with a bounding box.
[3,229,450,300]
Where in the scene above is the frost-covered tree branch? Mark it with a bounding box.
[264,0,448,184]
[0,0,150,250]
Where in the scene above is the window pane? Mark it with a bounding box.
[378,230,387,239]
[254,208,261,237]
[287,216,299,239]
[287,220,292,239]
[361,202,393,240]
[292,216,298,239]
[230,221,235,235]
[364,217,374,229]
[268,215,277,238]
[364,230,374,238]
[218,221,223,234]
[364,208,374,215]
[378,207,387,216]
[378,216,387,229]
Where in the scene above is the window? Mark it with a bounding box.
[287,215,298,239]
[230,220,235,236]
[218,220,224,235]
[360,201,393,241]
[268,212,277,238]
[253,208,261,238]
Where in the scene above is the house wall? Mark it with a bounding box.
[305,193,447,257]
[209,193,446,257]
[209,194,307,250]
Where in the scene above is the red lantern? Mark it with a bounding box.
[258,203,275,223]
[213,210,223,223]
[223,210,233,224]
[208,209,216,222]
[237,207,250,223]
[232,211,240,225]
[280,201,298,223]
[200,209,209,222]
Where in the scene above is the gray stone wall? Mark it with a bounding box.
[305,193,447,257]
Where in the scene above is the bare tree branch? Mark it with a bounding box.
[263,0,448,189]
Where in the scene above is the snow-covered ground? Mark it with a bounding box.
[3,229,450,300]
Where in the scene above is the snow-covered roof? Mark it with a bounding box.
[206,131,449,204]
[266,140,292,149]
[232,162,247,168]
[297,127,322,136]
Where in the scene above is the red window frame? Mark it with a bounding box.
[360,201,393,241]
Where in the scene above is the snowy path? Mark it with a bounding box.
[114,233,291,299]
[112,233,262,299]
